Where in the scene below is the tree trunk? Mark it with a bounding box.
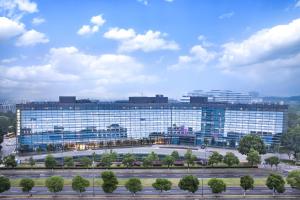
[244,190,246,198]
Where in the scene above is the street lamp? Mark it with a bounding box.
[92,152,95,196]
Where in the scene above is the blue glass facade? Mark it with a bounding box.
[16,96,288,152]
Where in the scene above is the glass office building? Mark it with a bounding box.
[16,95,288,152]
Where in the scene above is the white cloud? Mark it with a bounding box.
[137,0,148,6]
[169,44,215,70]
[16,29,49,46]
[219,11,234,19]
[104,27,136,40]
[1,57,17,64]
[15,0,37,13]
[295,0,300,8]
[104,28,179,52]
[0,46,157,99]
[219,18,300,70]
[0,16,25,39]
[77,14,105,36]
[0,0,37,18]
[32,17,45,25]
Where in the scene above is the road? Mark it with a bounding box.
[2,186,300,196]
[0,168,276,179]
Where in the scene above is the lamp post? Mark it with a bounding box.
[202,178,204,197]
[92,152,95,196]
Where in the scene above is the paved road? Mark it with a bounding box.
[2,186,300,196]
[0,168,276,179]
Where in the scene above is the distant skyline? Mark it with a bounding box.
[1,0,300,100]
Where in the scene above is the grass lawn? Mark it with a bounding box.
[10,177,268,187]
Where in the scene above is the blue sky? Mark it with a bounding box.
[1,0,300,100]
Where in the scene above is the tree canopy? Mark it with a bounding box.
[3,155,17,168]
[171,150,180,160]
[240,175,254,196]
[0,176,11,193]
[184,149,197,167]
[178,175,199,193]
[19,178,35,193]
[101,171,118,193]
[45,155,57,169]
[208,152,223,166]
[125,178,143,195]
[163,155,175,168]
[266,173,285,195]
[281,126,300,158]
[265,156,280,168]
[238,134,266,155]
[45,176,64,194]
[246,149,261,166]
[122,153,135,168]
[208,178,226,194]
[223,152,239,167]
[72,175,90,194]
[286,170,300,189]
[152,178,172,193]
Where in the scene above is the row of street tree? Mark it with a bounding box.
[0,171,296,197]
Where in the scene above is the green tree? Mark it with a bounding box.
[19,178,35,194]
[101,171,118,193]
[281,126,300,159]
[184,149,197,168]
[148,151,159,161]
[208,152,223,166]
[29,157,35,168]
[122,153,135,168]
[178,175,199,193]
[208,178,226,196]
[238,134,266,155]
[45,155,57,169]
[101,153,116,168]
[71,175,90,196]
[0,176,11,193]
[246,149,261,166]
[80,157,92,168]
[152,178,172,193]
[142,157,152,167]
[286,170,300,189]
[163,155,175,168]
[266,173,285,196]
[265,156,280,169]
[3,155,17,168]
[240,175,254,197]
[223,152,239,167]
[45,176,64,195]
[171,150,180,160]
[125,178,142,195]
[64,157,74,167]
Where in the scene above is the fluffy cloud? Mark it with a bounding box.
[32,17,45,25]
[104,27,179,52]
[0,0,37,17]
[16,29,49,46]
[0,17,25,40]
[0,46,157,99]
[77,14,105,36]
[219,18,300,70]
[169,44,216,70]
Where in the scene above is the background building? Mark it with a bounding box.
[16,95,287,152]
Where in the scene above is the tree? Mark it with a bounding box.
[3,155,17,168]
[281,126,300,159]
[148,151,159,162]
[122,153,135,168]
[101,153,116,168]
[125,178,142,195]
[223,152,239,167]
[45,155,57,169]
[80,157,92,167]
[266,173,285,196]
[45,176,64,195]
[64,157,74,167]
[163,155,175,168]
[72,175,90,196]
[208,178,226,196]
[178,175,199,193]
[265,156,280,169]
[208,152,223,166]
[240,175,254,197]
[0,176,11,193]
[246,149,261,166]
[184,149,197,168]
[152,178,172,193]
[171,150,180,160]
[29,157,35,168]
[238,134,266,155]
[19,178,34,195]
[101,171,118,193]
[286,170,300,189]
[142,157,152,167]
